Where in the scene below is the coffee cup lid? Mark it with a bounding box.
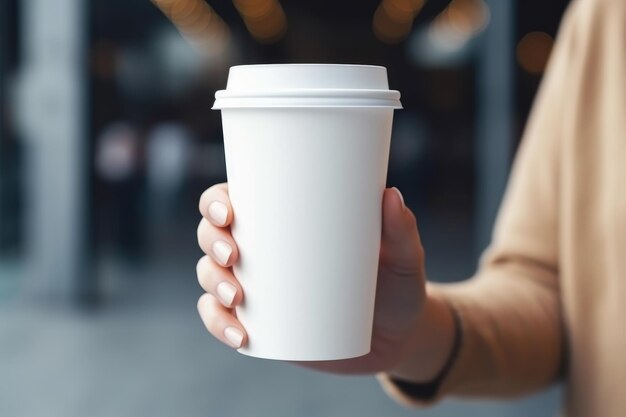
[213,64,402,109]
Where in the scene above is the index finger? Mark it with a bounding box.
[199,183,233,227]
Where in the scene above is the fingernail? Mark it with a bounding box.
[216,281,237,307]
[224,326,244,348]
[212,240,233,265]
[392,187,406,211]
[208,201,228,226]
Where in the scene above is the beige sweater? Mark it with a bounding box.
[378,0,626,415]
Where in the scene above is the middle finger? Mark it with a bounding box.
[197,218,239,267]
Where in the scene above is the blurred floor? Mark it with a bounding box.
[0,209,561,417]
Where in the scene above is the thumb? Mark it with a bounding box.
[380,187,424,276]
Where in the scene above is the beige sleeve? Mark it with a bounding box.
[378,0,587,406]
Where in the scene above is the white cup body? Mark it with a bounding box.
[214,64,401,360]
[222,107,393,360]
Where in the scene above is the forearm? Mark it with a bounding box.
[384,270,564,402]
[436,271,564,397]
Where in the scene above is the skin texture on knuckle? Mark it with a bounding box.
[198,190,209,216]
[196,256,207,276]
[197,293,209,313]
[196,219,214,254]
[196,219,206,247]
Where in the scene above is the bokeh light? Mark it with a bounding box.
[373,0,425,44]
[233,0,288,43]
[428,0,490,51]
[516,31,554,75]
[151,0,230,55]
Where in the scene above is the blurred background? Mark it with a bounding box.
[0,0,568,415]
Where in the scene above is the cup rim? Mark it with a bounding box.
[228,63,388,70]
[215,88,400,98]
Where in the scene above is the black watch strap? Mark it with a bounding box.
[390,302,464,400]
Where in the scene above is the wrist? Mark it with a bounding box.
[387,285,457,383]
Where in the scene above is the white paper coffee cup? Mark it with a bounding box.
[213,64,402,360]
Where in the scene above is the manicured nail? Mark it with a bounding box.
[216,281,237,307]
[224,326,244,348]
[208,201,228,226]
[212,240,233,265]
[392,187,406,211]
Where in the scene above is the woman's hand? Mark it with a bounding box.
[196,183,445,376]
